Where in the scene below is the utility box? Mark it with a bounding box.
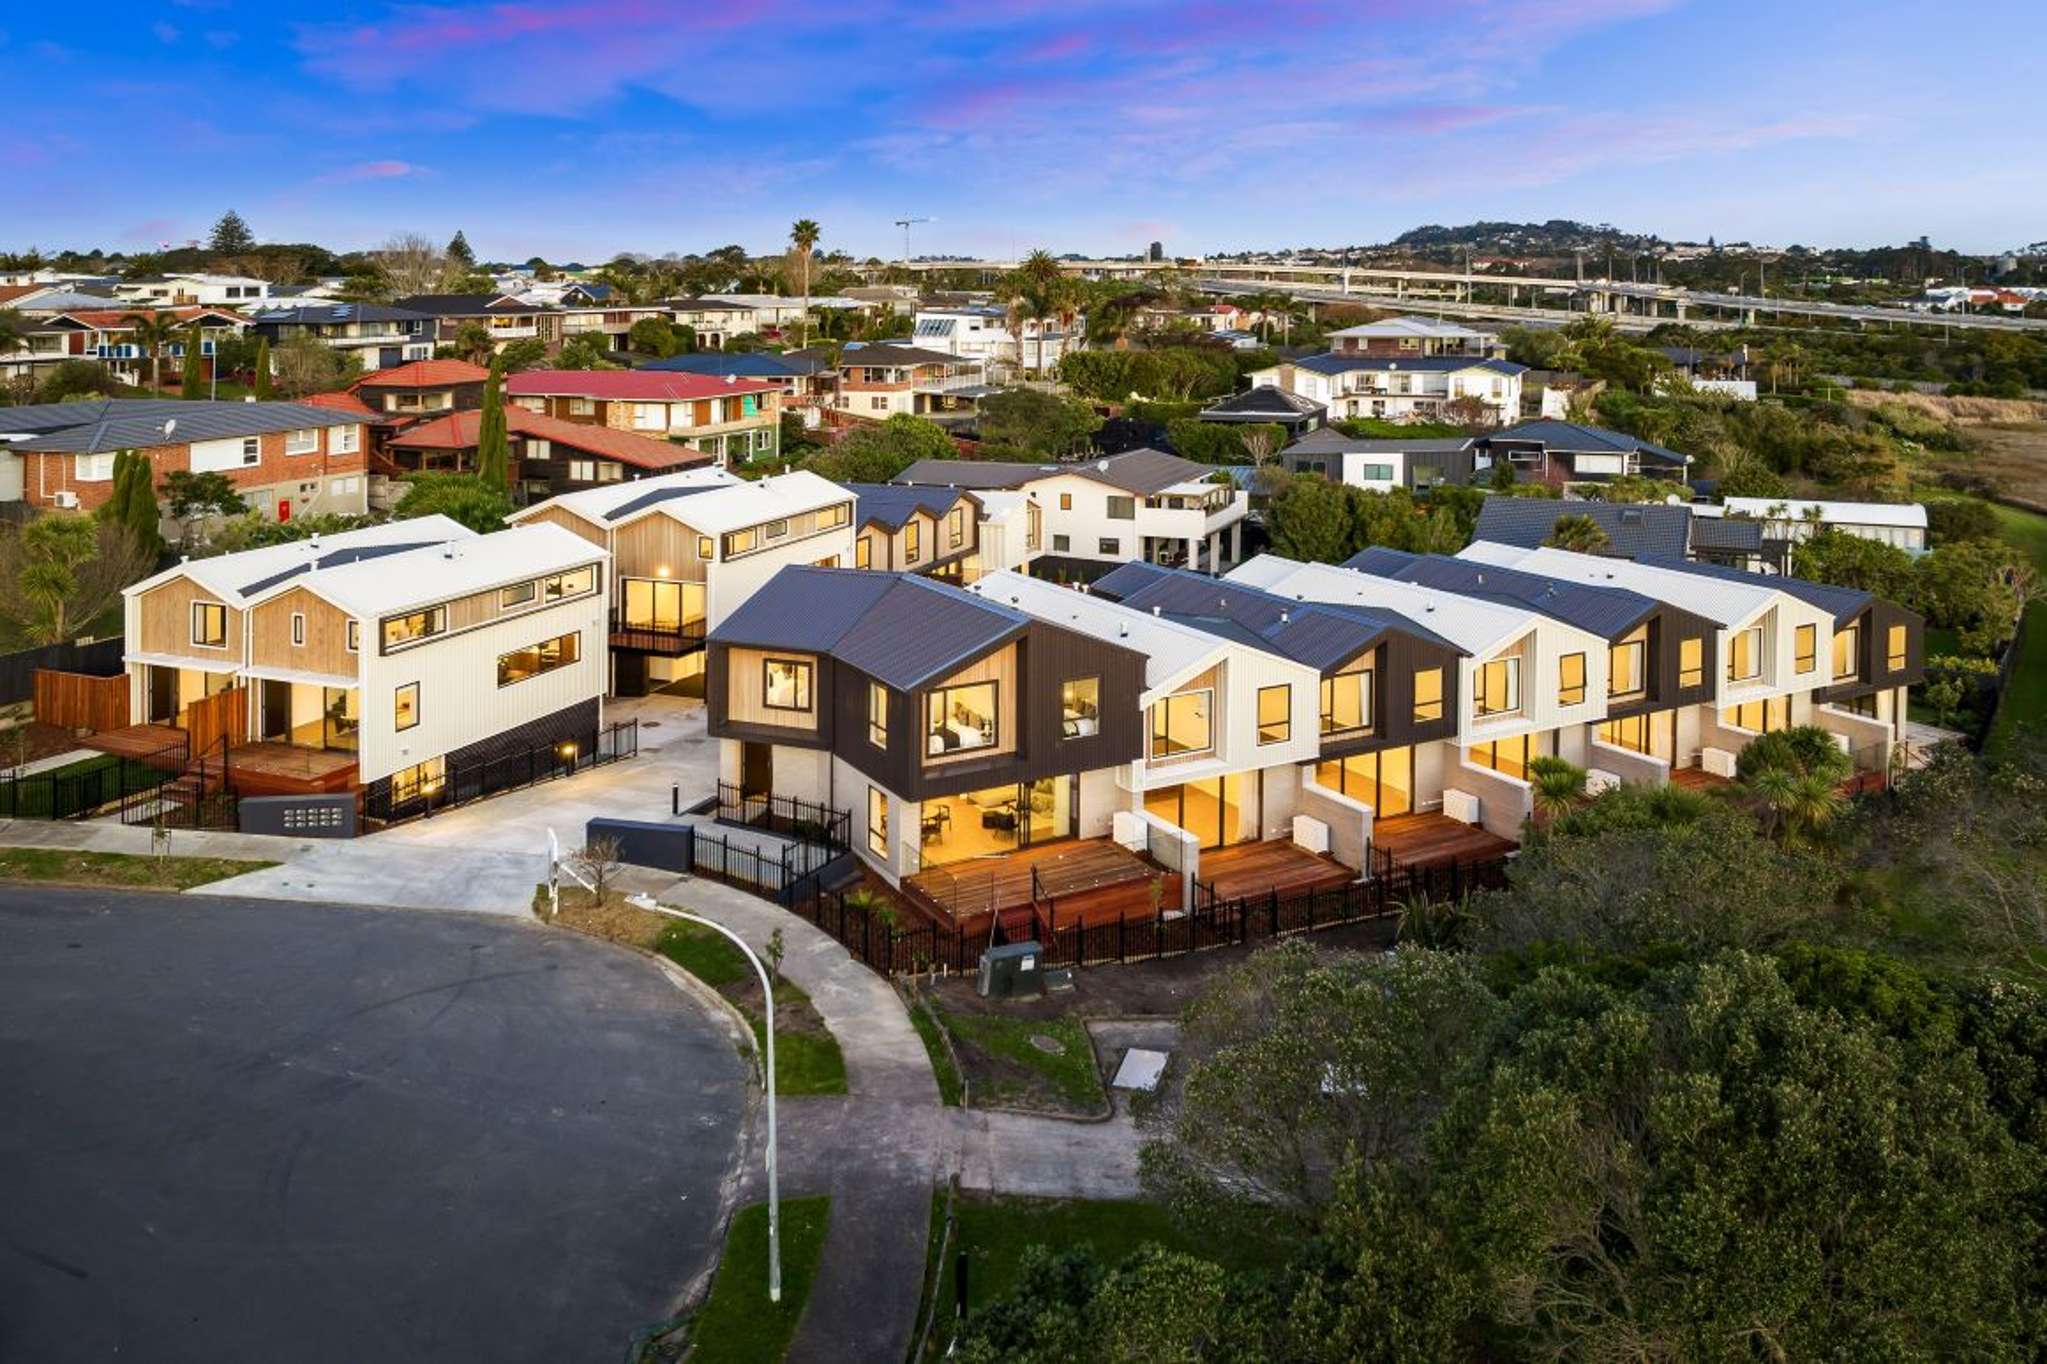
[977,941,1044,999]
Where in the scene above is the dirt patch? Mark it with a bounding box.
[1,724,95,769]
[1845,390,2047,426]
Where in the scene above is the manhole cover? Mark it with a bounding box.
[1028,1034,1066,1055]
[643,721,662,729]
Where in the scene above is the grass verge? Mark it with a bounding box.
[904,988,965,1107]
[0,847,275,891]
[1987,503,2047,753]
[681,1195,831,1364]
[932,1007,1104,1114]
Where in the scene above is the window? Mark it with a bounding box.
[394,682,419,731]
[1412,667,1443,722]
[1257,684,1291,745]
[1058,492,1073,511]
[496,631,580,687]
[1727,625,1763,682]
[568,459,597,483]
[1678,637,1704,688]
[1721,696,1791,734]
[1886,624,1907,672]
[927,681,998,755]
[948,506,966,548]
[190,601,227,649]
[1061,677,1100,738]
[1320,668,1372,734]
[285,427,319,456]
[631,402,665,430]
[1358,463,1395,481]
[1794,624,1817,674]
[904,521,921,563]
[500,580,537,609]
[390,756,445,805]
[1468,733,1544,780]
[820,502,850,529]
[1474,657,1520,717]
[75,452,117,481]
[725,527,759,556]
[1832,625,1861,680]
[869,397,889,412]
[290,611,306,646]
[765,518,789,540]
[1558,651,1587,706]
[333,426,360,454]
[1052,534,1071,553]
[383,605,447,649]
[697,535,714,560]
[1598,712,1656,754]
[868,787,888,857]
[1149,689,1213,759]
[1608,638,1645,698]
[868,681,888,748]
[1106,495,1135,520]
[1097,538,1120,556]
[544,566,596,601]
[763,657,813,711]
[855,536,873,569]
[346,620,359,652]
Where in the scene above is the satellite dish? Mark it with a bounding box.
[163,418,177,438]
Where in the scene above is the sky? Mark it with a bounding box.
[3,0,2042,263]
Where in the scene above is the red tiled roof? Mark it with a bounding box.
[297,391,381,418]
[504,369,778,401]
[350,358,491,389]
[54,306,246,328]
[387,405,716,472]
[0,284,40,304]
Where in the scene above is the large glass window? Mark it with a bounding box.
[1597,711,1668,754]
[1678,637,1704,688]
[1061,677,1100,738]
[1412,668,1443,722]
[1257,684,1291,745]
[868,786,888,857]
[190,601,227,648]
[1608,636,1645,698]
[1313,747,1412,817]
[927,680,997,755]
[868,681,887,748]
[1468,732,1545,780]
[763,657,812,711]
[1727,625,1763,682]
[382,605,446,650]
[544,566,596,600]
[1721,696,1791,733]
[1475,657,1520,717]
[1559,652,1587,706]
[390,755,445,805]
[497,631,581,687]
[1794,624,1817,674]
[1833,625,1861,681]
[1149,689,1213,759]
[1320,668,1372,735]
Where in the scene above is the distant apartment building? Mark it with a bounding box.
[1703,498,1929,556]
[1249,353,1526,426]
[115,273,276,307]
[246,303,435,373]
[504,370,781,465]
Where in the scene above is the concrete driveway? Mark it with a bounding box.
[0,887,750,1364]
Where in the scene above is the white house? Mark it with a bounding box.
[1707,498,1929,555]
[115,273,276,307]
[911,306,1082,371]
[1249,354,1526,426]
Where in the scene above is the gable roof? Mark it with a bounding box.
[387,406,714,472]
[1283,428,1475,457]
[1201,385,1325,420]
[1485,420,1687,467]
[295,391,382,419]
[125,515,475,610]
[894,448,1220,498]
[1456,542,1787,628]
[350,358,490,389]
[1225,554,1558,657]
[1326,315,1497,341]
[836,343,966,368]
[1472,497,1694,560]
[969,570,1230,691]
[713,568,1033,690]
[639,352,828,378]
[844,482,976,533]
[391,293,548,316]
[1342,546,1662,639]
[1633,554,1876,624]
[0,399,362,454]
[248,302,430,326]
[507,466,740,526]
[504,369,779,401]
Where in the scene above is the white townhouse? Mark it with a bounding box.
[1708,498,1930,556]
[911,306,1083,372]
[1249,353,1526,427]
[1227,555,1611,841]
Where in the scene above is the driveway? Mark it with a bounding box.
[0,887,750,1364]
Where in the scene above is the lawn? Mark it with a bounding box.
[656,921,848,1097]
[0,753,174,819]
[0,847,275,891]
[932,1007,1105,1113]
[904,988,964,1107]
[1987,502,2047,753]
[679,1195,831,1364]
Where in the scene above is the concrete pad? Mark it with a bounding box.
[200,841,546,916]
[956,1109,1144,1199]
[1112,1047,1169,1091]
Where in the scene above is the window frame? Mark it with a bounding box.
[1148,688,1214,760]
[1886,623,1907,673]
[500,580,537,610]
[1678,637,1704,689]
[1558,651,1587,707]
[1607,639,1645,699]
[1412,667,1444,723]
[381,604,448,652]
[1319,668,1373,735]
[1727,625,1764,683]
[495,630,581,688]
[1794,623,1817,675]
[926,680,1000,756]
[1060,676,1101,739]
[1832,624,1862,681]
[1473,656,1521,718]
[867,681,887,748]
[290,611,306,647]
[762,656,814,713]
[1256,683,1292,745]
[394,681,420,732]
[867,786,888,858]
[190,600,228,650]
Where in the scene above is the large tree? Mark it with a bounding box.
[393,472,511,533]
[250,337,274,399]
[207,210,255,255]
[178,325,207,399]
[269,331,355,397]
[809,414,956,484]
[789,219,820,347]
[475,359,509,492]
[0,515,152,643]
[375,232,453,298]
[973,387,1100,459]
[446,230,475,269]
[121,311,182,394]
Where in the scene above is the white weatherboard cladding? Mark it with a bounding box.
[1460,620,1612,745]
[705,525,856,628]
[357,592,606,784]
[1715,597,1840,707]
[1138,647,1322,791]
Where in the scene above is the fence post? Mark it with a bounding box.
[1268,888,1279,937]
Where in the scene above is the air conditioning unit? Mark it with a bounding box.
[52,490,79,509]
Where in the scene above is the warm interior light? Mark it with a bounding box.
[656,565,671,578]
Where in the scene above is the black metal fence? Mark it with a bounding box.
[0,637,123,706]
[0,731,186,821]
[367,720,638,825]
[715,783,852,853]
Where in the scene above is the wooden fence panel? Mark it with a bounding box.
[183,686,247,753]
[32,669,130,733]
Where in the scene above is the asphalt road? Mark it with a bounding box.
[0,887,750,1363]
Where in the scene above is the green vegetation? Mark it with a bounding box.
[475,358,509,492]
[679,1196,830,1364]
[0,514,152,646]
[1058,346,1244,402]
[931,1007,1103,1112]
[805,412,956,484]
[973,387,1102,460]
[1162,417,1286,465]
[904,989,964,1106]
[392,471,512,533]
[0,754,174,819]
[656,922,848,1097]
[0,847,276,891]
[1264,477,1465,562]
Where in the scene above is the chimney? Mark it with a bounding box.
[1151,605,1161,616]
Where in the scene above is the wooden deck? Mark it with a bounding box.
[905,838,1154,925]
[1373,812,1517,870]
[222,742,359,796]
[1199,839,1354,901]
[79,724,188,764]
[1671,765,1733,790]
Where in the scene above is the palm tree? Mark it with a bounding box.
[789,219,821,347]
[1782,772,1845,842]
[1741,764,1799,842]
[122,312,182,394]
[1543,512,1612,554]
[1528,756,1588,822]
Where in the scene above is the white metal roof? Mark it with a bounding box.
[973,490,1032,523]
[125,515,475,609]
[968,570,1229,693]
[507,465,739,526]
[1719,497,1928,529]
[1226,555,1548,657]
[1457,542,1778,627]
[277,522,605,617]
[1325,315,1496,340]
[613,468,853,536]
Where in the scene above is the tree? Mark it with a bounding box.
[809,414,956,484]
[0,309,35,358]
[375,232,453,298]
[446,230,475,269]
[161,469,249,524]
[789,219,820,347]
[393,472,511,533]
[269,331,356,397]
[178,325,207,399]
[554,334,619,370]
[626,316,680,357]
[450,322,494,366]
[1792,526,1918,601]
[250,338,274,399]
[208,210,255,255]
[1542,511,1611,553]
[0,515,152,644]
[1264,474,1351,563]
[97,450,163,559]
[35,359,115,404]
[122,311,182,394]
[974,387,1101,459]
[1527,755,1587,821]
[495,336,547,372]
[475,360,509,493]
[1926,497,1999,546]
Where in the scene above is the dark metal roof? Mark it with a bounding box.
[1484,420,1688,468]
[709,568,1030,690]
[1094,561,1459,668]
[250,303,429,325]
[844,482,972,532]
[1635,554,1875,623]
[1472,497,1694,560]
[894,448,1219,497]
[0,399,364,455]
[640,352,828,378]
[1283,429,1474,456]
[600,482,724,523]
[390,293,549,316]
[237,541,441,597]
[1687,515,1765,552]
[1200,385,1324,419]
[1347,549,1659,639]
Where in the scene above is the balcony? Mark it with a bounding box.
[608,610,706,655]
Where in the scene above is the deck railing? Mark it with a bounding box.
[607,611,707,655]
[715,783,850,852]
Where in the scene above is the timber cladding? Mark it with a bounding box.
[32,669,128,732]
[519,504,609,549]
[725,646,821,731]
[248,586,357,677]
[614,514,710,582]
[137,576,242,661]
[921,642,1019,768]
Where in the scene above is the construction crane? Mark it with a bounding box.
[893,216,933,266]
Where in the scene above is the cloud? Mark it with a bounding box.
[310,159,432,185]
[152,21,180,43]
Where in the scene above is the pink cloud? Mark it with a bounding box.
[311,159,430,185]
[1382,103,1542,134]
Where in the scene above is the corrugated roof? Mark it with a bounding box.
[844,482,973,532]
[640,352,828,378]
[351,358,489,389]
[1201,385,1324,418]
[123,515,476,609]
[1284,429,1474,456]
[507,466,740,526]
[389,406,713,472]
[969,570,1226,691]
[250,303,431,326]
[0,399,364,455]
[1472,497,1693,560]
[506,369,778,401]
[1687,515,1764,552]
[713,569,1029,690]
[1634,554,1874,623]
[1344,548,1658,639]
[1457,543,1778,627]
[894,448,1220,497]
[292,522,603,617]
[1485,420,1688,468]
[1225,555,1554,656]
[1719,497,1928,529]
[1289,353,1525,377]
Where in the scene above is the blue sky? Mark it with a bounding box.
[4,1,2041,262]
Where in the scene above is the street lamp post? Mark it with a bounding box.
[627,892,781,1303]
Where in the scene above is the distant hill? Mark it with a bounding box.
[1391,220,1666,255]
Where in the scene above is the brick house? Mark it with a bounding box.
[504,370,781,466]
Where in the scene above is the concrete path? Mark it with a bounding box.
[630,871,945,1364]
[954,1108,1144,1199]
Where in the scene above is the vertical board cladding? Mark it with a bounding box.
[721,646,824,733]
[1647,605,1719,713]
[247,586,357,677]
[613,512,710,582]
[1818,600,1924,703]
[1319,634,1465,760]
[920,643,1020,769]
[138,575,243,662]
[519,504,611,550]
[356,595,607,784]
